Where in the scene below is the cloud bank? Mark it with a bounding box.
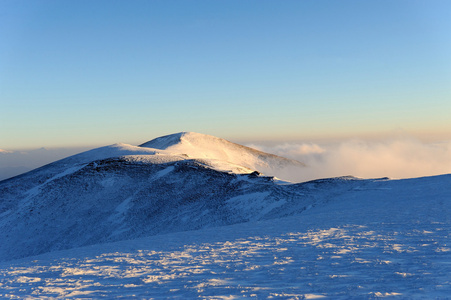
[248,138,451,182]
[0,147,92,181]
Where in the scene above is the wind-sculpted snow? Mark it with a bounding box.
[140,132,306,179]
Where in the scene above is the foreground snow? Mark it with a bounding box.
[1,175,450,299]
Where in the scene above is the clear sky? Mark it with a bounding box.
[1,0,451,149]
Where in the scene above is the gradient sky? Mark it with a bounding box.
[1,0,451,149]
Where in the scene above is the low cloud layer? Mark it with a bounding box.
[249,138,451,182]
[0,147,92,181]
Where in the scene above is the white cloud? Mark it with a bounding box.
[0,146,92,181]
[248,138,451,182]
[249,143,325,156]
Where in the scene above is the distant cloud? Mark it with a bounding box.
[249,143,326,156]
[0,146,92,181]
[249,138,451,182]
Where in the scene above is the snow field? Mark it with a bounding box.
[0,205,449,299]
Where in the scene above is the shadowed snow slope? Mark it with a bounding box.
[0,155,310,261]
[140,132,306,179]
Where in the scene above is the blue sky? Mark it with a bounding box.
[1,0,451,149]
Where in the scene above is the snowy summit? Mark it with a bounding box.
[140,132,305,177]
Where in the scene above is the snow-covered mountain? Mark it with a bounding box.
[0,132,450,298]
[0,132,307,261]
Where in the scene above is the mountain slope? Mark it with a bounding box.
[0,157,274,260]
[0,132,308,261]
[1,173,450,299]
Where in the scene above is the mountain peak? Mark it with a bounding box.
[139,131,238,150]
[140,132,305,177]
[139,132,206,149]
